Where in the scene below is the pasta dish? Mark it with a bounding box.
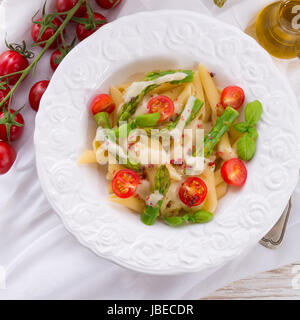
[79,64,263,227]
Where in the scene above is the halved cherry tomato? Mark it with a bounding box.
[221,158,247,186]
[91,94,115,115]
[112,169,140,198]
[179,177,207,207]
[147,95,174,122]
[220,86,245,110]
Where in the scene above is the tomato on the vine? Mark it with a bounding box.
[96,0,122,9]
[147,95,174,122]
[0,108,24,142]
[29,80,50,112]
[91,94,115,114]
[0,83,11,107]
[0,141,16,175]
[220,86,245,110]
[32,17,63,49]
[56,0,87,18]
[179,177,207,207]
[0,50,29,85]
[76,12,107,41]
[221,158,247,186]
[112,169,140,198]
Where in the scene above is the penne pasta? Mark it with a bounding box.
[108,195,146,213]
[83,65,256,227]
[216,182,228,200]
[201,167,218,213]
[77,150,97,164]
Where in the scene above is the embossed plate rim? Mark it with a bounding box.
[34,10,300,275]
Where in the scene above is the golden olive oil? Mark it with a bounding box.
[254,1,300,59]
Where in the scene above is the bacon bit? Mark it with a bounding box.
[197,123,203,129]
[209,161,215,167]
[145,196,150,201]
[149,202,153,206]
[175,113,179,117]
[134,194,140,199]
[210,72,215,78]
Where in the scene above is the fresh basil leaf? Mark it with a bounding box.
[234,122,249,133]
[189,210,214,224]
[237,134,256,161]
[164,216,185,227]
[247,126,258,140]
[245,100,263,125]
[135,112,161,127]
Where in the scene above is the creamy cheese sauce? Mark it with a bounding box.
[95,127,129,164]
[136,180,151,200]
[145,190,164,207]
[123,72,187,103]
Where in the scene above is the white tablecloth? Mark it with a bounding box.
[0,0,300,299]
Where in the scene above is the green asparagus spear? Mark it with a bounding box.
[94,112,111,129]
[94,112,141,172]
[118,84,158,122]
[144,70,194,84]
[135,112,161,127]
[166,96,204,131]
[185,98,204,127]
[154,165,170,195]
[118,70,194,122]
[141,165,170,226]
[203,107,239,157]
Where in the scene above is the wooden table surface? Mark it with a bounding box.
[204,262,300,300]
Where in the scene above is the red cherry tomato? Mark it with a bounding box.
[0,141,16,174]
[0,109,24,142]
[0,50,29,85]
[76,12,107,41]
[91,94,115,115]
[95,0,122,9]
[32,17,63,49]
[179,177,207,207]
[147,95,175,122]
[221,158,247,186]
[0,84,11,107]
[56,0,87,18]
[29,80,50,112]
[112,169,140,198]
[220,86,245,110]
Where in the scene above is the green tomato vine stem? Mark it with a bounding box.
[0,0,86,111]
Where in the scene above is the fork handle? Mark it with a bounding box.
[259,198,292,249]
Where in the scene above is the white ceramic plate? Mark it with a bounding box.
[35,10,300,275]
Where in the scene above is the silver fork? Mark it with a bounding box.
[259,198,292,249]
